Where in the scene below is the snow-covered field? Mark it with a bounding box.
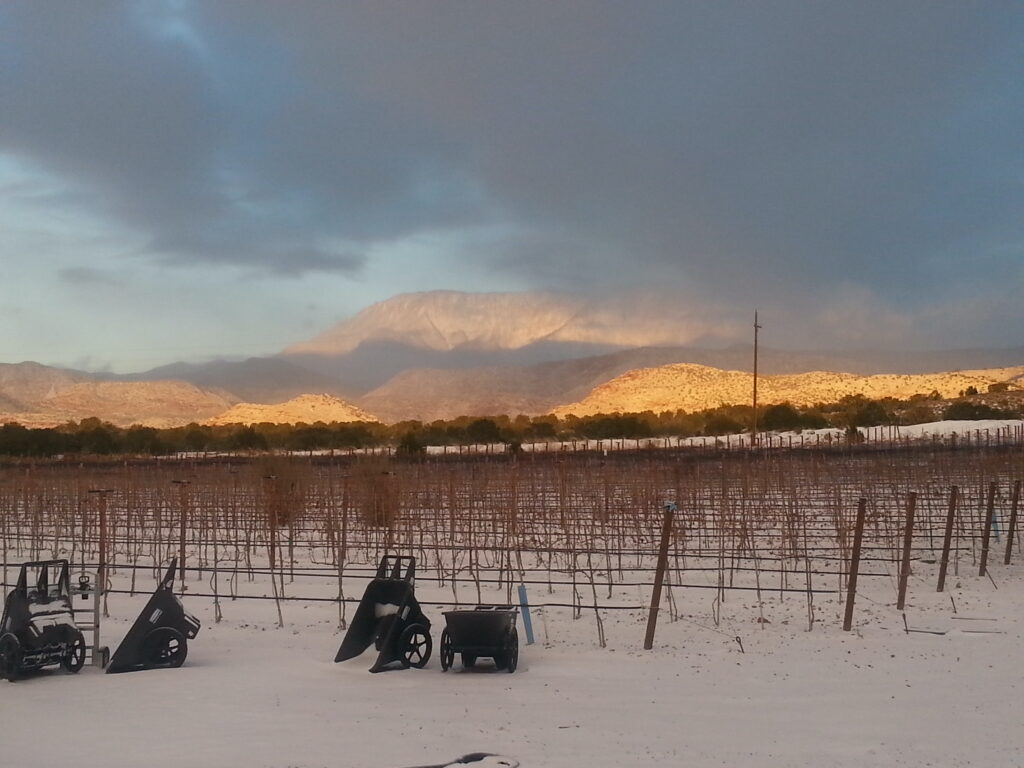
[3,436,1023,768]
[3,547,1023,768]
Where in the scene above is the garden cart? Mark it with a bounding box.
[440,605,519,672]
[106,557,201,673]
[0,560,87,681]
[335,555,432,672]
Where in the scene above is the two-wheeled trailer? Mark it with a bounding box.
[439,606,519,673]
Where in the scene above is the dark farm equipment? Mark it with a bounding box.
[0,560,87,681]
[440,606,519,673]
[334,555,432,672]
[106,558,201,673]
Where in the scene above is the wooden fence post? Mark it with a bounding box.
[978,482,996,577]
[1003,480,1020,565]
[644,503,675,650]
[173,479,190,592]
[843,498,867,632]
[896,492,917,610]
[88,488,112,618]
[937,485,958,592]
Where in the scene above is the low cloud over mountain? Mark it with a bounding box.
[283,290,738,356]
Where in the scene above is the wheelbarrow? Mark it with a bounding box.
[106,558,201,673]
[334,555,432,672]
[440,605,519,673]
[0,560,86,681]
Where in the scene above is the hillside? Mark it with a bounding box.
[358,344,1008,422]
[554,364,1024,417]
[0,361,91,405]
[357,346,763,422]
[0,380,236,428]
[207,394,377,426]
[130,357,354,403]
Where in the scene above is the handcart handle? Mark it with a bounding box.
[375,555,416,581]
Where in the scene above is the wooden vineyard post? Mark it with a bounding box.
[1003,480,1021,565]
[978,482,996,578]
[173,480,190,593]
[896,492,917,610]
[937,486,958,592]
[644,503,675,650]
[843,498,867,632]
[88,488,112,618]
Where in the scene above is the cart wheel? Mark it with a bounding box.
[61,629,86,674]
[399,624,432,669]
[440,629,454,671]
[0,633,22,682]
[494,627,518,672]
[461,653,477,669]
[505,627,519,673]
[143,627,188,669]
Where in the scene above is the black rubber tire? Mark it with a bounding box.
[494,627,519,672]
[399,624,432,669]
[142,627,188,669]
[461,653,477,669]
[505,627,519,673]
[0,633,22,682]
[439,629,454,671]
[61,629,86,673]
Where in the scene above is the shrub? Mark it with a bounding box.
[761,403,803,431]
[942,401,1013,420]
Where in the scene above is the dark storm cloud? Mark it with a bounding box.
[0,0,476,276]
[1,1,1021,307]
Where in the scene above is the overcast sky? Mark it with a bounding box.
[2,1,1021,372]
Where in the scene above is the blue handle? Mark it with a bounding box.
[518,584,535,645]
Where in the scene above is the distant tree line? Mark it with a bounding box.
[0,393,1019,458]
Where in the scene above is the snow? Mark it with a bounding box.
[3,554,1023,768]
[4,426,1024,767]
[426,419,1024,455]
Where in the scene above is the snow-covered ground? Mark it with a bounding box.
[3,552,1022,768]
[4,436,1022,767]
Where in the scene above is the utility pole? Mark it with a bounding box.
[751,310,761,448]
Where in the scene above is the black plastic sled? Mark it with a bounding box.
[440,605,519,673]
[106,558,200,673]
[0,560,86,681]
[334,555,432,672]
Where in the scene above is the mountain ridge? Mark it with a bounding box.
[553,363,1024,418]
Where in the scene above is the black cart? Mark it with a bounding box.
[335,555,432,672]
[440,605,519,673]
[106,557,201,673]
[0,560,86,681]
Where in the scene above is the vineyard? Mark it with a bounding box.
[2,444,1021,643]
